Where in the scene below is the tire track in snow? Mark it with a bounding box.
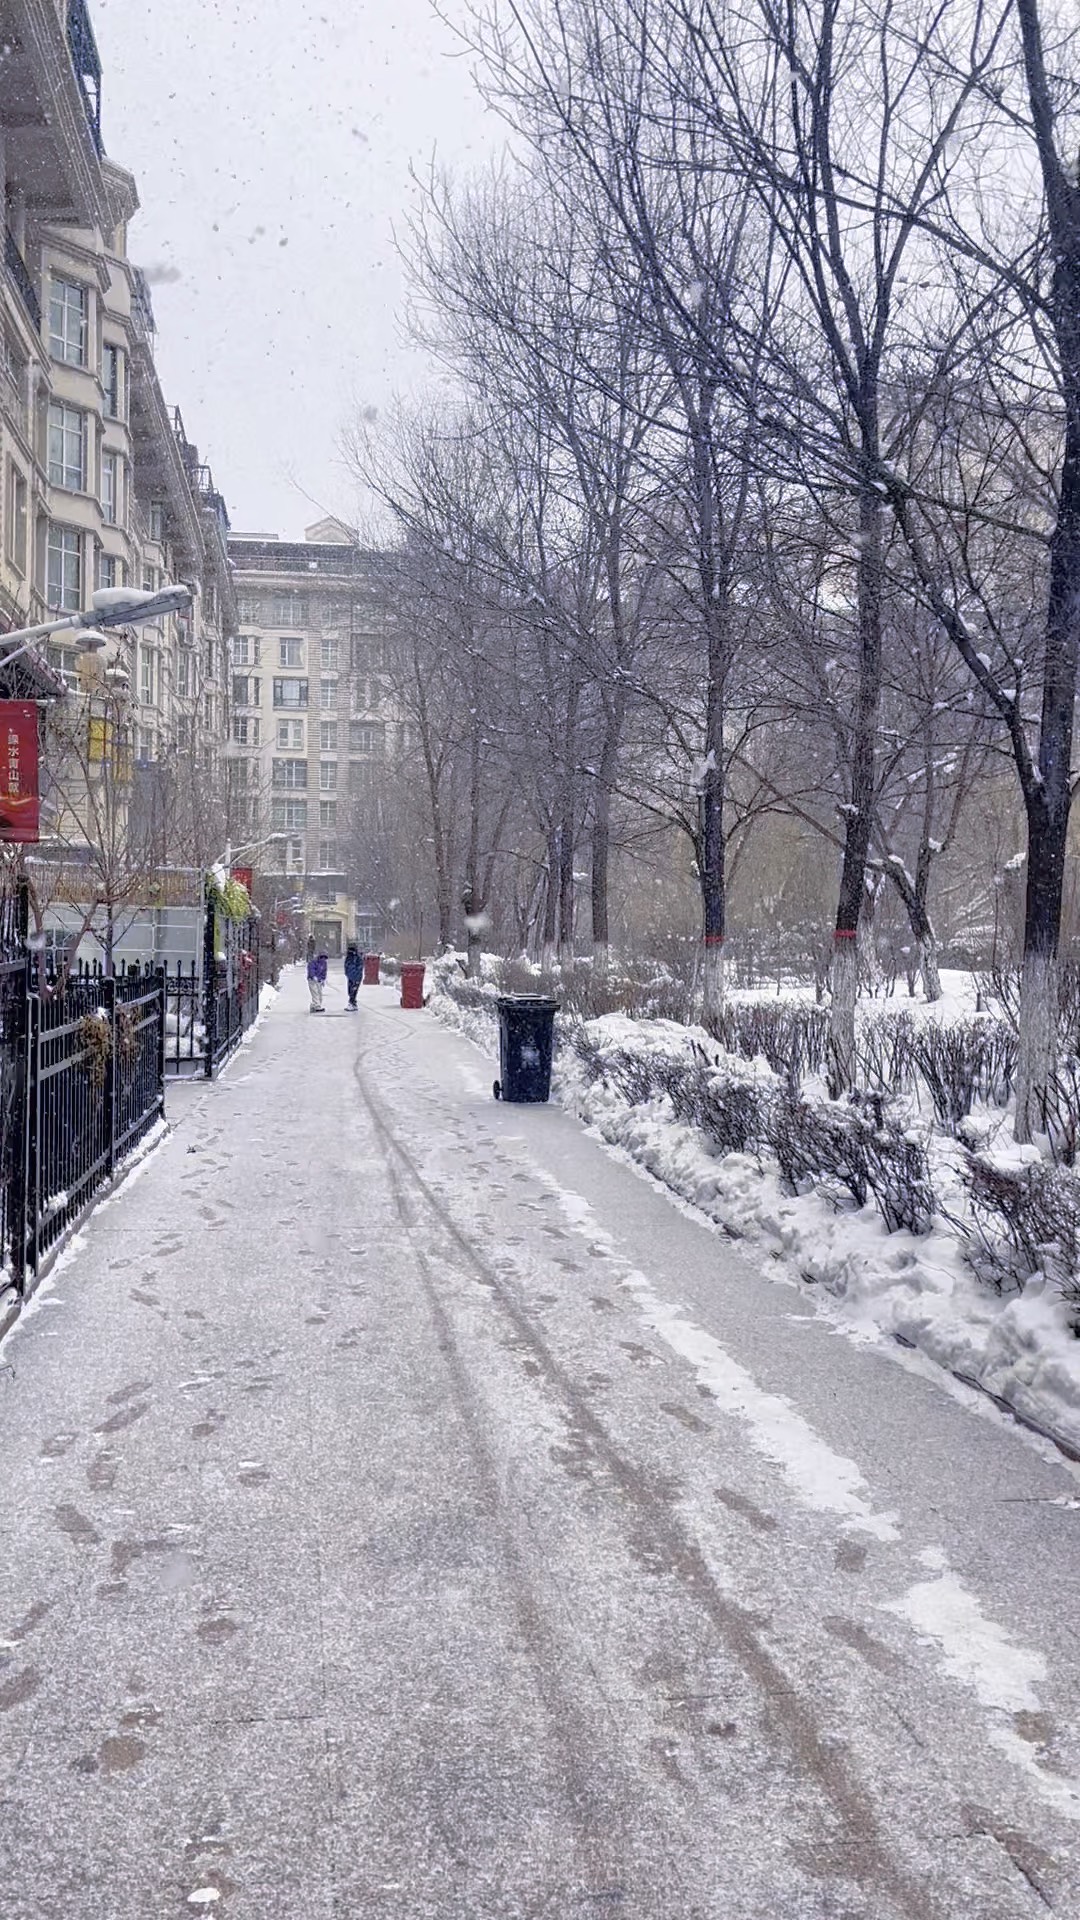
[353,1053,945,1920]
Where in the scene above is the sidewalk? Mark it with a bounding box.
[2,962,1079,1918]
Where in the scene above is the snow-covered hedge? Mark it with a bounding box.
[431,958,1080,1453]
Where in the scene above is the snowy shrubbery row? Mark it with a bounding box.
[566,1025,1079,1320]
[707,1000,1018,1128]
[431,960,1080,1331]
[570,1031,937,1236]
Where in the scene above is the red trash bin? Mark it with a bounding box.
[362,952,381,986]
[400,961,425,1009]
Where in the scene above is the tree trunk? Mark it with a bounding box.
[701,942,724,1024]
[463,667,483,980]
[590,772,611,975]
[436,885,453,952]
[829,478,884,1093]
[1013,0,1080,1138]
[857,879,884,997]
[697,465,727,1021]
[540,826,557,975]
[558,684,578,969]
[1015,806,1067,1141]
[918,935,941,1004]
[590,701,623,976]
[558,819,575,969]
[830,935,859,1097]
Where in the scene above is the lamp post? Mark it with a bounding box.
[0,584,194,674]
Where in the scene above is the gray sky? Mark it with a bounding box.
[92,0,503,538]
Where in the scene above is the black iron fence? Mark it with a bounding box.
[163,961,203,1077]
[205,906,261,1076]
[1,960,165,1292]
[162,905,260,1079]
[0,957,28,1287]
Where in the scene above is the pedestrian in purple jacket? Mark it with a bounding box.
[307,950,328,1013]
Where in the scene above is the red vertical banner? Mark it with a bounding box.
[230,866,253,893]
[0,701,39,843]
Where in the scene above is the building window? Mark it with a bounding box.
[271,591,307,626]
[317,840,338,870]
[149,501,166,543]
[177,651,191,699]
[100,451,120,524]
[47,401,87,490]
[321,637,339,670]
[237,593,261,624]
[6,464,27,574]
[278,636,303,667]
[320,720,338,752]
[177,715,193,752]
[272,758,307,789]
[350,761,375,794]
[48,644,80,691]
[286,835,303,872]
[142,565,160,593]
[277,718,303,749]
[319,800,337,829]
[139,727,155,761]
[349,721,385,754]
[271,798,307,830]
[319,761,337,792]
[97,550,123,590]
[232,673,261,708]
[320,677,338,709]
[233,714,261,747]
[102,342,125,419]
[49,278,88,366]
[352,632,389,672]
[46,525,82,611]
[3,336,28,441]
[233,634,261,666]
[140,647,155,706]
[273,677,308,708]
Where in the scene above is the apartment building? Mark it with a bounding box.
[0,0,236,872]
[227,522,396,955]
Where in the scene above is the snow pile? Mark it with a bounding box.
[430,965,1080,1458]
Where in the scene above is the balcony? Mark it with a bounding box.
[66,0,103,157]
[131,267,156,341]
[5,229,41,331]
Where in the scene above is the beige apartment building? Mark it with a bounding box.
[227,522,396,955]
[0,0,236,893]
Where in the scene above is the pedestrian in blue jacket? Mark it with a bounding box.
[343,942,363,1009]
[307,950,328,1013]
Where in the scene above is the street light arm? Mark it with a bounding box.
[0,586,194,675]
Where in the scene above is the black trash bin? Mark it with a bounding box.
[494,995,558,1103]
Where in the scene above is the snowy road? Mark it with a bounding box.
[2,965,1080,1918]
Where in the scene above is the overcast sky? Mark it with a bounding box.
[92,0,504,538]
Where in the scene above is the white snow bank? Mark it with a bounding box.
[430,972,1080,1461]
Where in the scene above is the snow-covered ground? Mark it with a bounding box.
[432,968,1080,1461]
[6,961,1080,1916]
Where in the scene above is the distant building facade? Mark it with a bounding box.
[0,0,236,908]
[227,522,396,955]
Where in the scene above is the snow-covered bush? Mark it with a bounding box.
[908,1019,1016,1130]
[565,1019,932,1236]
[962,1152,1080,1322]
[707,1000,830,1088]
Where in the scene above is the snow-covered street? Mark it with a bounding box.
[2,964,1080,1918]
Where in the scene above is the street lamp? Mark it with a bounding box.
[0,584,194,674]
